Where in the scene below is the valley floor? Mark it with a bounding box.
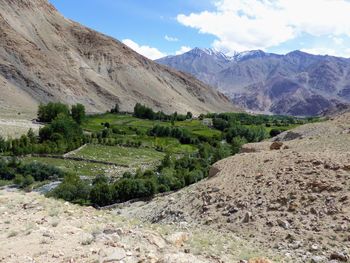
[115,113,350,263]
[1,113,350,262]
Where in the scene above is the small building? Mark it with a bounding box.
[202,118,213,127]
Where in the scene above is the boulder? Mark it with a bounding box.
[208,166,220,178]
[270,142,283,150]
[100,248,126,262]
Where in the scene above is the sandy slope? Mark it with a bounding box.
[0,118,41,138]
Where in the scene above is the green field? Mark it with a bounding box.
[71,144,165,167]
[83,113,221,139]
[109,135,197,154]
[22,157,111,177]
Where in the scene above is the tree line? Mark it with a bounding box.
[49,140,230,206]
[0,158,65,189]
[0,103,87,156]
[133,103,192,122]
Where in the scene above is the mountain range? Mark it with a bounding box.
[157,48,350,116]
[0,0,235,116]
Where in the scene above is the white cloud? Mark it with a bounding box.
[301,47,350,58]
[333,37,344,45]
[122,39,166,60]
[177,0,350,54]
[165,35,179,42]
[175,46,191,55]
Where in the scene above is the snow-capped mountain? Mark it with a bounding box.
[156,48,350,116]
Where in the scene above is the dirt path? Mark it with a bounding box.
[63,144,87,158]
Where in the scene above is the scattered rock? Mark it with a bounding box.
[329,252,349,262]
[145,233,167,249]
[101,248,126,262]
[166,232,189,248]
[277,219,290,229]
[248,258,273,263]
[311,255,327,263]
[310,244,319,251]
[242,212,252,223]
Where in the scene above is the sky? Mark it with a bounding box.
[49,0,350,59]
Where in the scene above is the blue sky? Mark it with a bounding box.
[49,0,350,59]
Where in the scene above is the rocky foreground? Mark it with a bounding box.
[117,113,350,263]
[0,189,276,263]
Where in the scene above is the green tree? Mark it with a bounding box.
[90,183,112,207]
[0,136,6,153]
[48,174,90,204]
[39,114,84,152]
[111,103,120,114]
[186,112,193,119]
[38,102,70,123]
[0,160,15,180]
[71,104,85,124]
[27,129,37,144]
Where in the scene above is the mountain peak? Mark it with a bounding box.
[286,50,313,57]
[157,47,350,116]
[184,48,270,62]
[186,48,231,61]
[233,50,268,62]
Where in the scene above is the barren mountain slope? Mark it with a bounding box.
[157,48,350,116]
[0,0,236,115]
[117,113,350,262]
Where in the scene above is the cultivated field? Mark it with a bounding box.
[71,144,165,167]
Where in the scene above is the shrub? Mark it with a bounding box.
[14,174,34,188]
[48,174,90,204]
[0,160,15,180]
[90,183,112,207]
[231,136,247,155]
[185,169,204,185]
[113,178,156,202]
[18,162,65,181]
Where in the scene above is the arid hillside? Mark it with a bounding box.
[117,113,350,262]
[0,0,236,116]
